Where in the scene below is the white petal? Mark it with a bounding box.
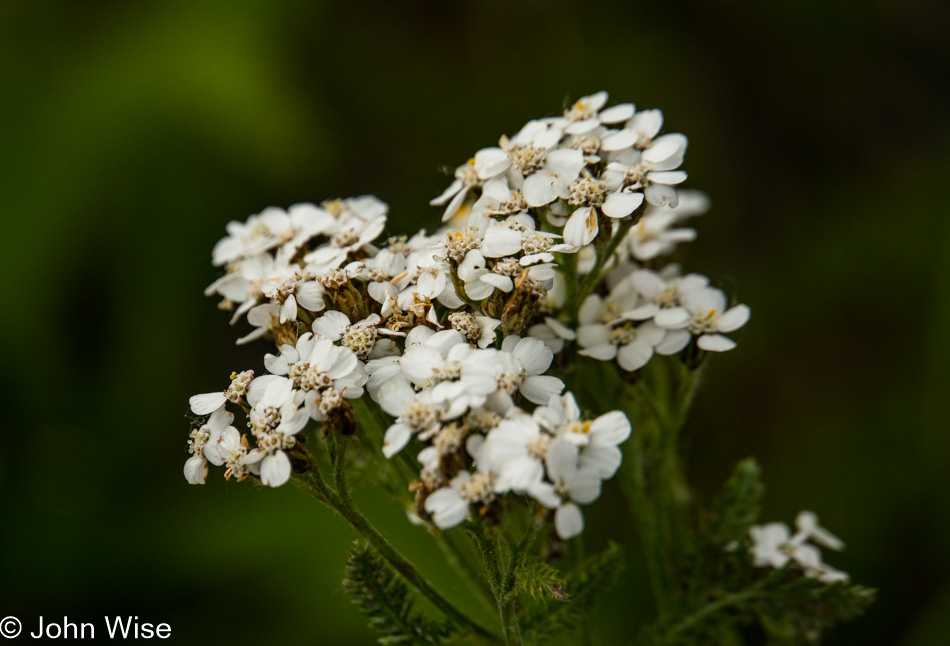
[563,207,598,247]
[555,503,585,539]
[578,343,618,361]
[295,282,325,311]
[644,183,679,207]
[546,439,579,483]
[183,455,208,485]
[528,482,562,509]
[430,178,463,206]
[480,273,514,293]
[650,170,688,185]
[578,445,622,480]
[654,307,691,329]
[482,226,524,258]
[520,375,565,405]
[568,470,602,504]
[522,171,558,207]
[583,91,608,111]
[697,334,736,352]
[716,305,750,333]
[312,310,350,340]
[442,187,470,222]
[497,456,544,492]
[576,323,609,349]
[654,329,691,355]
[474,147,510,179]
[630,109,663,140]
[260,451,292,487]
[578,295,604,325]
[189,392,226,416]
[599,129,638,152]
[546,148,585,180]
[602,191,644,218]
[425,488,469,528]
[643,133,688,169]
[465,279,495,301]
[564,119,600,135]
[544,316,576,341]
[617,341,653,372]
[589,411,631,446]
[383,423,413,458]
[513,337,553,375]
[599,103,635,124]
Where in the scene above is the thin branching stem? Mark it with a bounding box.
[572,216,636,320]
[468,523,523,646]
[293,464,498,642]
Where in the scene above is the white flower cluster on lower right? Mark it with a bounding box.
[750,511,849,584]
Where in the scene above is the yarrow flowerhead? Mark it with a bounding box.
[185,92,749,539]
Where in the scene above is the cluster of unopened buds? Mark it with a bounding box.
[184,91,752,542]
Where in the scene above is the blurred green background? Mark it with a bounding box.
[2,0,948,644]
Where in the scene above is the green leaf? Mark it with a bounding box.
[513,554,566,602]
[709,458,764,546]
[519,542,624,644]
[342,541,455,645]
[752,580,877,644]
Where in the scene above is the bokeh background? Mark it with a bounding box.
[2,1,948,644]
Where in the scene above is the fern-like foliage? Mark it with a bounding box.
[708,458,764,547]
[645,459,875,644]
[519,542,624,644]
[751,580,877,644]
[514,554,567,601]
[342,541,456,645]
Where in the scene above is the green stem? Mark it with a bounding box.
[572,216,636,320]
[619,361,703,619]
[619,417,676,617]
[666,568,786,639]
[468,524,523,646]
[293,470,497,642]
[571,536,595,646]
[437,529,497,614]
[353,397,496,612]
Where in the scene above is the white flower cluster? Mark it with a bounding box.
[430,91,749,373]
[749,511,849,584]
[184,92,750,540]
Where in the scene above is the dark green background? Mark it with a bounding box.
[2,1,948,644]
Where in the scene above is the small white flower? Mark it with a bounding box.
[521,148,586,209]
[431,148,510,222]
[303,215,387,274]
[264,333,367,407]
[795,511,845,551]
[424,469,496,529]
[530,439,603,540]
[628,269,709,354]
[599,108,664,152]
[602,133,689,207]
[563,92,635,136]
[621,211,697,261]
[749,512,849,585]
[576,289,666,372]
[675,287,750,352]
[533,393,631,478]
[211,203,335,267]
[183,455,208,485]
[526,316,576,354]
[240,375,308,487]
[467,336,565,408]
